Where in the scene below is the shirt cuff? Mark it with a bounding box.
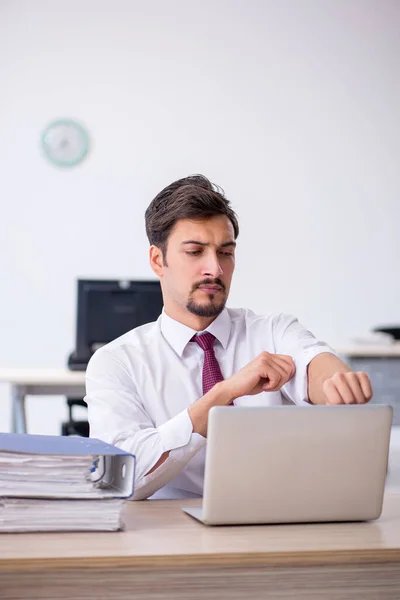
[157,408,199,451]
[284,347,338,405]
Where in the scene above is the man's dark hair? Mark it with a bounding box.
[145,174,239,259]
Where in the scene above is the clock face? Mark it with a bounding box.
[41,119,89,167]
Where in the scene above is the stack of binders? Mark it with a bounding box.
[0,433,135,532]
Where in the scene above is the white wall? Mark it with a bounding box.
[0,0,399,434]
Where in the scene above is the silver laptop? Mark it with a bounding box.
[182,404,393,525]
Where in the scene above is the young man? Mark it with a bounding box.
[85,175,372,500]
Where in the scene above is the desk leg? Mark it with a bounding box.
[11,386,27,434]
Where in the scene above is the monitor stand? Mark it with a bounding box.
[67,351,90,371]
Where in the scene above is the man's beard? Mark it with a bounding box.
[186,278,226,318]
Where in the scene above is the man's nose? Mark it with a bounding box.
[201,254,223,277]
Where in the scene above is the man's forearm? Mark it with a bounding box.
[307,352,351,405]
[134,438,205,500]
[145,451,170,475]
[188,381,236,437]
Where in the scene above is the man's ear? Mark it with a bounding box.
[149,245,165,277]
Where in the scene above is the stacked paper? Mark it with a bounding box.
[0,433,135,533]
[0,498,124,532]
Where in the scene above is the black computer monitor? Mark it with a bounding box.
[68,279,163,369]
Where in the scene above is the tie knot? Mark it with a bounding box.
[192,332,216,352]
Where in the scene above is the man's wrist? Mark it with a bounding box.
[188,381,237,437]
[208,380,236,406]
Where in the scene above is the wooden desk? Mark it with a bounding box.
[1,491,400,600]
[0,369,86,434]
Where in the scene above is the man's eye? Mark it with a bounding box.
[219,251,233,257]
[186,250,202,256]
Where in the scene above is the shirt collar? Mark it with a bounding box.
[160,308,231,357]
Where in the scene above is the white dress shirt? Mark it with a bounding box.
[85,308,336,500]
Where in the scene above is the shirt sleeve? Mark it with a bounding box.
[273,313,338,405]
[84,349,206,501]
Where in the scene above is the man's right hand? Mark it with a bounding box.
[222,352,296,401]
[189,352,295,437]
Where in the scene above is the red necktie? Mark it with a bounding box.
[191,332,224,395]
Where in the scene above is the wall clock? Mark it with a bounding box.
[41,119,90,167]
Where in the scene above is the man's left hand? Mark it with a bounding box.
[322,371,373,405]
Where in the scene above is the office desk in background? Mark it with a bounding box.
[342,345,400,427]
[337,343,400,358]
[0,369,85,434]
[1,490,400,600]
[1,343,400,434]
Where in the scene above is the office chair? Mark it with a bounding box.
[61,398,89,437]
